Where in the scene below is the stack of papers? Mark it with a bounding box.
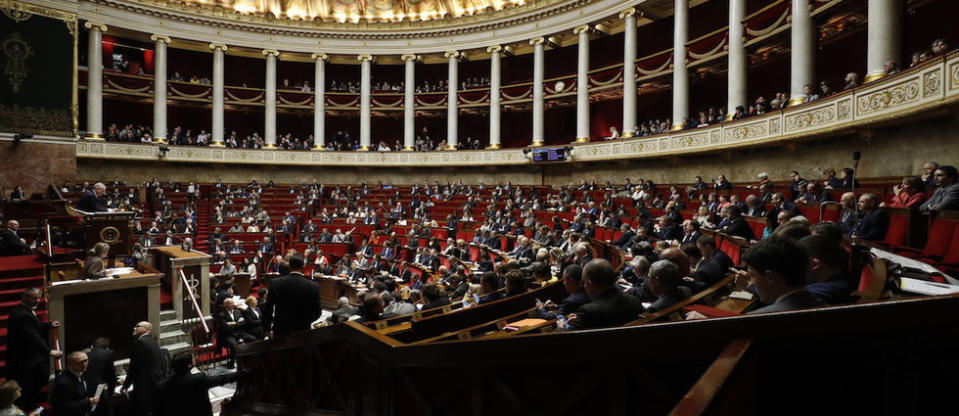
[900,277,959,296]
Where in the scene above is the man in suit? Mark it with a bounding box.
[51,351,99,416]
[84,337,116,415]
[326,297,359,324]
[1,220,31,256]
[645,260,692,313]
[537,264,589,318]
[567,259,645,330]
[743,195,766,217]
[836,192,857,235]
[261,255,321,336]
[139,231,157,248]
[609,224,636,251]
[853,193,890,241]
[745,237,824,314]
[78,182,107,212]
[242,296,266,339]
[7,288,62,410]
[156,351,244,416]
[121,321,166,416]
[216,298,256,368]
[655,216,682,241]
[920,165,959,213]
[720,206,756,241]
[679,220,702,245]
[694,236,734,286]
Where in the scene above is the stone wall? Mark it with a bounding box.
[0,139,77,195]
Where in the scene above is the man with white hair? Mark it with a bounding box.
[78,182,107,212]
[1,220,30,256]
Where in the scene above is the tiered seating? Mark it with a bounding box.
[0,255,49,374]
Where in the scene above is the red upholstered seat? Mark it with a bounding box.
[913,219,956,259]
[881,211,910,247]
[718,238,741,266]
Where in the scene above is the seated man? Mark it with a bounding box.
[478,272,505,304]
[798,234,853,304]
[1,220,31,256]
[568,259,645,330]
[853,193,889,241]
[215,298,255,368]
[694,236,733,286]
[744,237,824,314]
[537,264,589,319]
[645,260,692,313]
[719,206,755,241]
[920,165,959,213]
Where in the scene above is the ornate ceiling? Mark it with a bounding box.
[183,0,527,23]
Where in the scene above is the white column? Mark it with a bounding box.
[727,0,747,118]
[263,49,279,148]
[531,37,545,146]
[210,43,227,147]
[574,25,591,143]
[311,53,328,150]
[621,8,638,137]
[358,54,372,150]
[84,22,107,139]
[401,54,418,151]
[151,34,170,144]
[866,0,901,83]
[487,46,502,149]
[671,0,688,130]
[445,50,460,150]
[789,0,815,105]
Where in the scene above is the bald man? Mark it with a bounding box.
[122,321,164,415]
[567,259,645,330]
[1,220,30,256]
[51,351,99,416]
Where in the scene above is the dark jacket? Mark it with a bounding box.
[0,229,30,256]
[568,288,645,330]
[854,208,890,242]
[51,370,92,416]
[123,333,166,411]
[84,346,116,394]
[156,371,244,416]
[6,303,52,386]
[748,290,825,314]
[262,272,321,335]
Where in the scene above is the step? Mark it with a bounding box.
[162,341,193,357]
[0,276,45,290]
[159,318,182,334]
[159,329,188,346]
[160,309,178,321]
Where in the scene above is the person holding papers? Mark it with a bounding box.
[82,243,110,280]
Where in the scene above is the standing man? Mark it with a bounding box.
[51,351,99,416]
[261,255,321,336]
[7,288,62,410]
[121,321,165,415]
[84,337,116,416]
[78,182,107,212]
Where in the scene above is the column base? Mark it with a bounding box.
[312,144,325,151]
[84,133,105,141]
[359,145,370,151]
[445,144,457,150]
[864,71,886,84]
[530,140,545,147]
[152,137,168,144]
[725,113,736,121]
[621,131,635,139]
[486,143,501,149]
[670,123,685,132]
[263,143,277,149]
[209,142,225,148]
[402,146,415,151]
[787,96,806,107]
[573,137,591,143]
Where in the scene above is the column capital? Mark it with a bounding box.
[444,50,460,59]
[619,7,637,19]
[401,53,420,62]
[486,45,502,54]
[150,34,171,44]
[311,53,329,62]
[357,54,373,62]
[209,43,228,52]
[84,22,107,32]
[529,37,545,47]
[262,49,280,57]
[573,25,591,35]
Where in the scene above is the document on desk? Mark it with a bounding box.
[899,277,959,296]
[103,267,135,276]
[870,248,956,282]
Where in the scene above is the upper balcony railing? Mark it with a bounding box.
[77,51,959,167]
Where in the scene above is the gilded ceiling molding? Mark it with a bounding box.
[311,53,328,61]
[150,34,171,44]
[400,53,420,62]
[209,42,228,51]
[83,21,107,32]
[262,49,280,57]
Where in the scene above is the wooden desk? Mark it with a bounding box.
[47,273,162,360]
[151,246,211,320]
[315,277,360,309]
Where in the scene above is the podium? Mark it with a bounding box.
[151,246,211,321]
[46,271,162,360]
[78,211,135,259]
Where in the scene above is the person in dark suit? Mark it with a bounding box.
[77,183,107,212]
[1,220,31,256]
[609,224,635,251]
[853,193,890,241]
[720,206,756,241]
[156,351,244,416]
[51,351,98,416]
[645,260,692,313]
[920,165,959,213]
[679,220,702,245]
[743,195,766,217]
[83,337,116,415]
[694,236,734,286]
[420,282,451,310]
[242,296,265,339]
[537,264,589,319]
[121,321,166,416]
[7,288,62,411]
[216,298,256,368]
[261,255,321,336]
[744,237,824,314]
[326,297,359,324]
[568,259,645,330]
[655,216,682,241]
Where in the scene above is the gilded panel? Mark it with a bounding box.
[837,98,852,121]
[723,120,768,143]
[923,69,943,99]
[855,77,921,117]
[672,132,710,149]
[784,104,836,133]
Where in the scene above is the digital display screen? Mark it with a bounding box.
[531,148,568,162]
